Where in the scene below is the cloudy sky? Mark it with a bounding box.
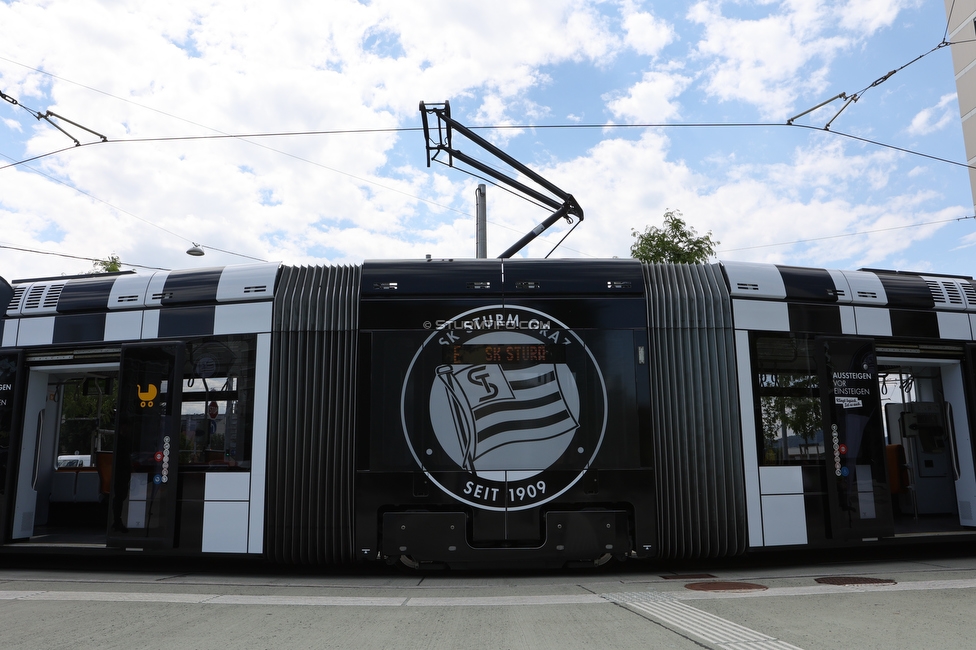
[1,0,974,281]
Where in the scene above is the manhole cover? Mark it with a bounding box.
[685,581,768,592]
[661,573,717,580]
[815,576,896,586]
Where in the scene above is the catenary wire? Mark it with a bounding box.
[0,243,169,271]
[1,119,971,261]
[719,215,976,253]
[0,31,970,262]
[945,0,957,43]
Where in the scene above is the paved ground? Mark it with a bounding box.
[0,545,974,649]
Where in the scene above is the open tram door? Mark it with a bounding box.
[1,342,184,549]
[3,352,119,546]
[877,348,976,533]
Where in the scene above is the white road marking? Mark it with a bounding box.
[0,577,970,609]
[405,594,607,606]
[606,592,803,650]
[209,595,408,606]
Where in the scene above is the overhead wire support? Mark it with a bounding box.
[787,41,951,131]
[37,110,108,146]
[420,100,583,259]
[1,89,107,146]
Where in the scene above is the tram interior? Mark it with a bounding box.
[30,371,118,547]
[12,350,247,549]
[879,363,968,536]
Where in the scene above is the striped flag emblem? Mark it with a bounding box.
[436,363,579,470]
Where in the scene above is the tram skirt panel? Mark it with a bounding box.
[644,263,746,559]
[267,265,360,565]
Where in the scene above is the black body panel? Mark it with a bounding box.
[778,266,838,302]
[55,277,116,312]
[874,272,935,309]
[356,258,655,564]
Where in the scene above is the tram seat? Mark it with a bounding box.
[50,471,77,502]
[75,470,101,502]
[49,469,102,503]
[886,444,911,494]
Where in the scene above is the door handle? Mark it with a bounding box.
[30,410,44,492]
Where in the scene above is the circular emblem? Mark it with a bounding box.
[400,305,607,511]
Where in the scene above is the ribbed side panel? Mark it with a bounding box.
[644,263,746,559]
[267,265,361,564]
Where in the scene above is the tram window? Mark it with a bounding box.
[57,377,117,467]
[754,336,824,465]
[179,336,256,471]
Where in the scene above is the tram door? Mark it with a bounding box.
[6,359,118,542]
[107,342,184,549]
[10,368,58,539]
[817,338,894,540]
[0,351,26,540]
[879,358,976,529]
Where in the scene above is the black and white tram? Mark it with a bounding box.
[0,258,975,566]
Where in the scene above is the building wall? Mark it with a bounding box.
[946,0,976,209]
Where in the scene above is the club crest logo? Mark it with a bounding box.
[400,305,607,511]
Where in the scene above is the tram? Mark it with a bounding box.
[0,258,974,565]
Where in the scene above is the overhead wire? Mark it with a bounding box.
[2,115,973,260]
[719,215,976,253]
[0,243,168,271]
[945,0,957,44]
[1,27,972,261]
[3,117,975,173]
[0,150,205,244]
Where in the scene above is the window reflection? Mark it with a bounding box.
[179,337,255,471]
[755,336,824,465]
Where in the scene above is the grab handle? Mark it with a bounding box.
[30,410,44,492]
[945,402,961,482]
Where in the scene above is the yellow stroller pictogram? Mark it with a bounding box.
[137,384,157,408]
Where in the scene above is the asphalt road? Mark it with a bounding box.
[0,545,974,650]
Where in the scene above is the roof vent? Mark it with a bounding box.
[43,283,65,309]
[963,282,976,307]
[8,285,26,314]
[925,277,969,308]
[942,281,963,305]
[24,285,46,310]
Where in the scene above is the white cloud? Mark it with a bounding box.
[621,3,675,57]
[839,0,917,34]
[605,70,692,122]
[907,93,957,136]
[686,0,914,119]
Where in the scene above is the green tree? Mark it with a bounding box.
[59,378,117,456]
[89,254,122,274]
[630,209,719,264]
